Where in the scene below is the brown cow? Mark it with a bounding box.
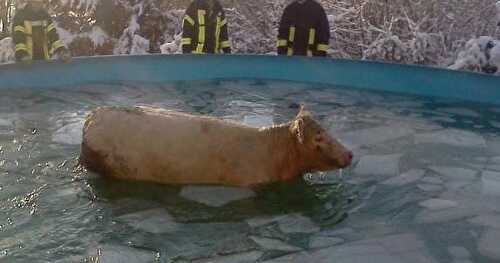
[79,105,352,187]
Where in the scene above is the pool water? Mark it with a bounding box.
[1,79,500,262]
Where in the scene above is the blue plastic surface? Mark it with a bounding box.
[0,54,499,105]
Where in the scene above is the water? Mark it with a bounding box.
[1,79,500,262]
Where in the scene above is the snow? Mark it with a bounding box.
[116,208,180,234]
[354,154,401,177]
[449,36,500,74]
[179,186,255,207]
[249,236,301,252]
[381,169,425,186]
[419,199,458,210]
[415,129,486,148]
[478,229,500,260]
[0,37,14,64]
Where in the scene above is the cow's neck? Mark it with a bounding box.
[259,122,305,181]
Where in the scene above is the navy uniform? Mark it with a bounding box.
[277,0,330,57]
[181,0,231,54]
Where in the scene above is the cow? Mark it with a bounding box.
[79,105,352,187]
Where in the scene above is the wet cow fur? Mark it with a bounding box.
[79,105,352,187]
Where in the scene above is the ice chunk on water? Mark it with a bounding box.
[416,206,480,224]
[249,236,301,252]
[415,129,486,148]
[277,213,320,234]
[264,233,435,263]
[490,121,500,129]
[88,244,156,263]
[437,108,480,118]
[246,215,287,228]
[419,199,458,210]
[354,154,401,177]
[381,169,425,186]
[192,251,263,263]
[180,186,255,207]
[481,170,500,196]
[417,184,443,192]
[478,229,500,260]
[52,121,85,145]
[429,166,478,181]
[448,246,471,259]
[468,214,500,229]
[309,236,344,249]
[337,125,413,148]
[116,208,180,234]
[420,176,444,185]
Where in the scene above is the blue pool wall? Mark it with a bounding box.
[0,55,499,105]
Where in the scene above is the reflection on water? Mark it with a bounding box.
[0,79,500,262]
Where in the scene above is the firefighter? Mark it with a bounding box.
[12,0,71,63]
[277,0,330,57]
[181,0,231,54]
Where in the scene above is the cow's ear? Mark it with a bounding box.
[290,117,305,144]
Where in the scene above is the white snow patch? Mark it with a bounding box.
[180,186,255,207]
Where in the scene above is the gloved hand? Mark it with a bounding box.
[54,48,72,63]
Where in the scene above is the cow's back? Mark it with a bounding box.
[81,106,268,185]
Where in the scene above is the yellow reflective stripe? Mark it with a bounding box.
[183,15,195,26]
[26,36,33,57]
[14,25,26,33]
[198,10,205,25]
[15,43,28,52]
[317,44,329,52]
[215,16,221,52]
[50,40,64,55]
[181,38,192,45]
[308,28,316,45]
[288,26,295,42]
[196,10,206,53]
[220,40,230,48]
[30,20,47,26]
[24,21,33,35]
[46,23,56,34]
[287,48,293,56]
[277,39,287,47]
